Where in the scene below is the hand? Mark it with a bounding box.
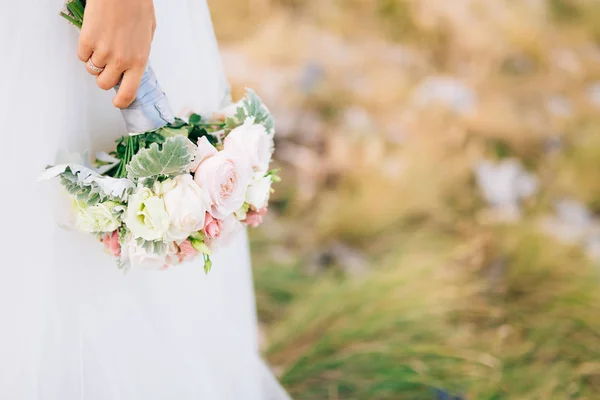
[78,0,156,109]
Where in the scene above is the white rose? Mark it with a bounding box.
[193,144,253,219]
[125,187,169,241]
[245,174,273,210]
[124,239,178,270]
[74,200,121,233]
[224,118,274,173]
[157,175,210,242]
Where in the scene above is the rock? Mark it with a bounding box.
[541,199,592,244]
[435,389,464,400]
[587,82,600,108]
[277,143,323,203]
[540,198,600,261]
[551,49,582,75]
[474,159,538,221]
[307,242,368,276]
[258,323,268,353]
[546,95,572,117]
[299,62,325,94]
[486,258,507,293]
[343,106,374,133]
[329,242,369,276]
[585,234,600,261]
[543,136,563,154]
[502,54,536,75]
[412,76,477,115]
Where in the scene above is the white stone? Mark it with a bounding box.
[413,76,477,115]
[474,159,538,214]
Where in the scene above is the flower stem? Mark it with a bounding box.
[59,12,82,28]
[194,123,226,128]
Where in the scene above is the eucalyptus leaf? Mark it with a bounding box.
[126,136,194,181]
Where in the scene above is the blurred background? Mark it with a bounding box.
[208,0,600,398]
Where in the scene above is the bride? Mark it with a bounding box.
[0,0,289,399]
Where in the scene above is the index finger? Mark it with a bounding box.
[113,67,144,109]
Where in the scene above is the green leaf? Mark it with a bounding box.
[156,126,190,138]
[204,256,213,274]
[60,12,82,28]
[190,238,211,255]
[168,118,188,129]
[189,114,202,125]
[126,136,194,181]
[188,126,210,146]
[62,0,86,28]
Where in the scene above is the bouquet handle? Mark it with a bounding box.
[115,63,175,133]
[60,1,174,133]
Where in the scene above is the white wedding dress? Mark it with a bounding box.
[0,1,289,399]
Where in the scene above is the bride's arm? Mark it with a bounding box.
[77,0,156,109]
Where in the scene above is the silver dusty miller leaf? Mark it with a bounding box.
[126,136,194,182]
[40,164,134,206]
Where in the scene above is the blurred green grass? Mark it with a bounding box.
[257,225,600,398]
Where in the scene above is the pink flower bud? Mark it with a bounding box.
[203,212,222,240]
[101,231,121,257]
[177,239,199,263]
[243,209,267,228]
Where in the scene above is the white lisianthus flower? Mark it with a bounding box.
[74,200,121,233]
[193,140,253,219]
[125,187,169,241]
[245,173,273,210]
[156,174,210,242]
[224,118,274,173]
[124,239,178,270]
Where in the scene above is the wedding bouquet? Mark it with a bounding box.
[42,91,277,272]
[40,1,278,272]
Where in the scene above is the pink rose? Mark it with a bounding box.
[177,239,199,263]
[203,213,222,240]
[193,139,253,219]
[101,231,121,257]
[243,208,268,228]
[190,137,218,173]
